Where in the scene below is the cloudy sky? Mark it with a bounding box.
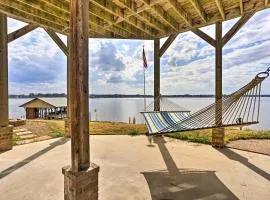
[7,9,270,95]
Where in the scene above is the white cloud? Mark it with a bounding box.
[7,9,270,95]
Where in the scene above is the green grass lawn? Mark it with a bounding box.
[167,128,270,144]
[19,120,270,144]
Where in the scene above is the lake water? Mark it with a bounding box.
[9,97,270,130]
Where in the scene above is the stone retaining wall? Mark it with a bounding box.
[212,127,225,148]
[9,119,26,127]
[0,125,13,151]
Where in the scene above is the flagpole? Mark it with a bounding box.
[144,66,146,112]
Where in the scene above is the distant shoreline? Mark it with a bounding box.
[8,94,270,99]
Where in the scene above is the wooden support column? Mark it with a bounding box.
[0,13,12,151]
[62,0,99,199]
[212,22,224,148]
[215,22,222,126]
[65,36,71,137]
[154,39,160,111]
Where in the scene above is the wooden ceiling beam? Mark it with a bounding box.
[166,0,193,26]
[113,0,162,36]
[10,0,141,39]
[113,0,166,34]
[90,0,155,38]
[239,0,244,15]
[215,0,225,19]
[189,0,207,23]
[8,24,38,43]
[140,0,179,32]
[0,0,268,39]
[0,1,68,28]
[0,4,66,34]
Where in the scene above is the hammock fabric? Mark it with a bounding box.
[142,68,270,135]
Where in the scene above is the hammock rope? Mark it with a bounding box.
[142,68,270,134]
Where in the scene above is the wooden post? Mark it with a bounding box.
[0,13,12,151]
[69,0,90,169]
[62,0,99,199]
[65,36,71,137]
[154,39,160,111]
[215,22,222,126]
[212,22,224,148]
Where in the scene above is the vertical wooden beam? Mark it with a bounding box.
[215,22,222,126]
[0,13,8,127]
[154,39,160,111]
[69,0,90,172]
[65,36,71,137]
[63,2,99,199]
[0,13,12,151]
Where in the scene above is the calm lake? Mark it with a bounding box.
[9,97,270,130]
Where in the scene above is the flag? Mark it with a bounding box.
[142,46,148,69]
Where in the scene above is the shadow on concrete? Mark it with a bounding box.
[0,137,69,179]
[217,148,270,181]
[142,136,238,200]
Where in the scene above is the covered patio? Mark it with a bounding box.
[0,0,269,199]
[0,136,270,200]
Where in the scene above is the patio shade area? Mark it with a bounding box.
[1,0,269,39]
[0,136,269,200]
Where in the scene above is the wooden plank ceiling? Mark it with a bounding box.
[0,0,269,39]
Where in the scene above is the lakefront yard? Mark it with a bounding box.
[14,119,270,144]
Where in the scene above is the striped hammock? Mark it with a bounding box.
[142,68,270,135]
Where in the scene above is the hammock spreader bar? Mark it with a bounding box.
[141,68,270,135]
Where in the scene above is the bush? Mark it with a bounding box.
[49,131,64,138]
[128,130,140,136]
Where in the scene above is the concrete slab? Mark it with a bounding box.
[0,136,269,200]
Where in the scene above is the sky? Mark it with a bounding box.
[7,9,270,95]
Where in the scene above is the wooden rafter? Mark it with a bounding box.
[166,0,192,26]
[90,0,155,38]
[8,24,38,43]
[0,4,66,34]
[112,0,165,35]
[239,0,244,15]
[90,0,155,37]
[140,0,179,31]
[222,12,254,46]
[215,0,225,19]
[112,0,168,34]
[44,28,68,56]
[189,0,207,23]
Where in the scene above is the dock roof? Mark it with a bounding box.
[19,98,67,108]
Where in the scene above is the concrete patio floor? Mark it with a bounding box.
[0,135,269,200]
